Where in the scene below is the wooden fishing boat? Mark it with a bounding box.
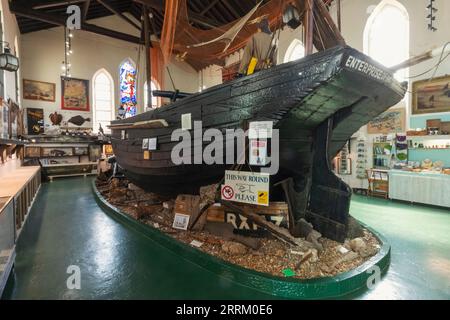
[110,45,406,241]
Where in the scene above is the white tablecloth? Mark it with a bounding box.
[389,170,450,208]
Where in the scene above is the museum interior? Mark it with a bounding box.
[0,0,448,301]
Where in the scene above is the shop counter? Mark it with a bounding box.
[389,170,450,208]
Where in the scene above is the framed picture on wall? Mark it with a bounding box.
[367,108,405,134]
[23,79,56,102]
[412,75,450,115]
[61,77,90,112]
[26,108,45,135]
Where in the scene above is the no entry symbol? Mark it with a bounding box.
[222,185,234,200]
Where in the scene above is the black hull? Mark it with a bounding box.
[111,46,406,241]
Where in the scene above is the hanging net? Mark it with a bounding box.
[159,0,291,70]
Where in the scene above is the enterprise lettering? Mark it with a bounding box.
[345,55,393,83]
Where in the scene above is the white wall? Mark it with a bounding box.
[329,0,450,188]
[1,0,21,105]
[20,15,198,131]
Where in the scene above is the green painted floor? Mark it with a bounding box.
[2,177,449,300]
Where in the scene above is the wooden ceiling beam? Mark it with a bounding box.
[31,0,87,10]
[133,0,221,28]
[221,0,241,20]
[82,0,91,22]
[10,2,142,44]
[96,0,141,30]
[200,0,220,15]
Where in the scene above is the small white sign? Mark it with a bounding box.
[181,113,192,130]
[172,213,190,230]
[121,130,126,140]
[142,138,149,149]
[249,139,268,166]
[249,121,273,139]
[148,137,158,151]
[221,170,270,206]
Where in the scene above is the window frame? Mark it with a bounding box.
[284,39,305,63]
[92,68,115,134]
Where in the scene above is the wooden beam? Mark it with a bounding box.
[200,0,220,15]
[337,0,341,31]
[314,0,345,45]
[143,5,152,110]
[10,2,142,44]
[221,0,241,20]
[133,0,220,28]
[82,0,91,22]
[96,0,141,30]
[304,0,314,55]
[32,0,87,10]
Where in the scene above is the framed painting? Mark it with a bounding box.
[23,79,56,102]
[26,108,45,135]
[61,77,90,112]
[367,108,405,134]
[412,75,450,115]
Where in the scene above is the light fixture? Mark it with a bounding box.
[0,42,19,72]
[62,27,74,78]
[283,4,301,30]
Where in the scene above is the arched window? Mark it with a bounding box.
[364,0,409,81]
[144,80,161,110]
[284,39,305,63]
[119,58,137,118]
[92,69,114,134]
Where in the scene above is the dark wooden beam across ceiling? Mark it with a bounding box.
[32,0,87,10]
[96,0,141,30]
[10,1,142,44]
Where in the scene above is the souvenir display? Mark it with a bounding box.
[356,138,367,179]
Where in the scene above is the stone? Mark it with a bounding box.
[359,246,379,258]
[274,249,285,258]
[295,218,314,237]
[350,238,367,254]
[128,183,143,191]
[347,216,365,239]
[306,230,324,252]
[330,251,359,269]
[337,245,349,254]
[111,178,121,188]
[199,184,218,210]
[308,248,319,263]
[221,241,248,255]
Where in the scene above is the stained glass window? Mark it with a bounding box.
[119,59,137,118]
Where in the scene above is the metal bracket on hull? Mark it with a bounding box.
[306,118,351,242]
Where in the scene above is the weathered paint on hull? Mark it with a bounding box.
[110,46,406,241]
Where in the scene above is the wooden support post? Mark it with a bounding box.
[143,6,152,110]
[304,0,314,55]
[337,0,341,31]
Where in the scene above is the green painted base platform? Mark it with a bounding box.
[92,181,391,299]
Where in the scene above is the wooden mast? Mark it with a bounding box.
[304,0,314,55]
[143,5,152,111]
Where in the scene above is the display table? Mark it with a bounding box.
[389,170,450,208]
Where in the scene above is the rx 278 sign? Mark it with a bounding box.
[221,170,270,206]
